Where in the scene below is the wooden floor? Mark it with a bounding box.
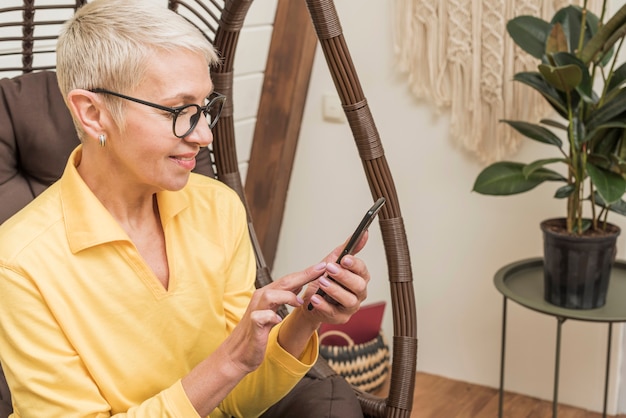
[374,372,626,418]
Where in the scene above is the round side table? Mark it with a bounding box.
[494,257,626,418]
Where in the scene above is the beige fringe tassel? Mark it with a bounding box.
[393,0,579,163]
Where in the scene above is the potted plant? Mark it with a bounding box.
[473,1,626,309]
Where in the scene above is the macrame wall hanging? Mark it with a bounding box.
[392,0,583,163]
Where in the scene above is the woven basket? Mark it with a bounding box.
[319,329,390,393]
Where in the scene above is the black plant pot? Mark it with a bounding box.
[541,218,620,309]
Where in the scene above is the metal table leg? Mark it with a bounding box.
[603,323,613,418]
[553,317,566,418]
[498,297,507,418]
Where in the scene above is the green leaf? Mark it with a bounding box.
[550,6,585,53]
[587,163,626,205]
[538,63,582,93]
[507,16,551,59]
[587,153,612,169]
[551,52,592,100]
[540,118,567,131]
[501,120,563,147]
[584,121,626,144]
[514,72,567,117]
[586,88,626,132]
[473,162,566,196]
[555,184,575,198]
[619,129,626,161]
[594,193,626,216]
[607,62,626,93]
[523,158,567,178]
[546,23,569,55]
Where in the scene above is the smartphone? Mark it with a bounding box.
[307,197,386,310]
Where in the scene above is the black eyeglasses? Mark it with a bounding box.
[90,88,226,138]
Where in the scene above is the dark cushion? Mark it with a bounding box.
[260,374,363,418]
[0,363,11,418]
[0,71,79,224]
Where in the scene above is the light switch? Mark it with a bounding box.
[322,93,346,123]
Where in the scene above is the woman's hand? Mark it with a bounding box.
[183,262,327,415]
[183,235,371,416]
[303,232,371,323]
[222,230,372,367]
[274,232,371,360]
[220,262,328,372]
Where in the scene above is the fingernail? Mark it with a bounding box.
[326,263,340,274]
[320,277,331,288]
[297,296,304,305]
[342,256,354,267]
[310,295,321,305]
[314,262,327,271]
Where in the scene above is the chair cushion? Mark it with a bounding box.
[0,71,79,224]
[0,363,11,418]
[260,374,363,418]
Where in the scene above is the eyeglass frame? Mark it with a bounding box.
[89,88,226,138]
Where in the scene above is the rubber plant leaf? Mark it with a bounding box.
[473,162,566,196]
[507,15,551,59]
[584,121,626,144]
[545,22,569,55]
[538,63,582,93]
[522,158,567,178]
[554,183,575,198]
[501,120,563,148]
[587,154,611,171]
[607,62,626,93]
[550,5,595,53]
[513,72,567,117]
[586,163,626,205]
[551,52,592,101]
[586,88,626,133]
[540,118,568,131]
[595,193,626,216]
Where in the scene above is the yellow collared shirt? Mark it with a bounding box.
[0,146,316,418]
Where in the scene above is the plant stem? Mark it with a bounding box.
[590,181,598,229]
[566,88,579,234]
[599,37,624,105]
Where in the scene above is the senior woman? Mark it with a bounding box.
[0,0,370,417]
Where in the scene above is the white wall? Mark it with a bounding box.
[232,0,278,181]
[268,0,626,414]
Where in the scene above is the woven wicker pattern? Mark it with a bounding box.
[0,1,417,417]
[320,331,391,394]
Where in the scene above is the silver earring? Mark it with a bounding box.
[98,134,106,147]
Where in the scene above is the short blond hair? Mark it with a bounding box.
[56,0,220,139]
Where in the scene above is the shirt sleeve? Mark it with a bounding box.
[218,320,319,418]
